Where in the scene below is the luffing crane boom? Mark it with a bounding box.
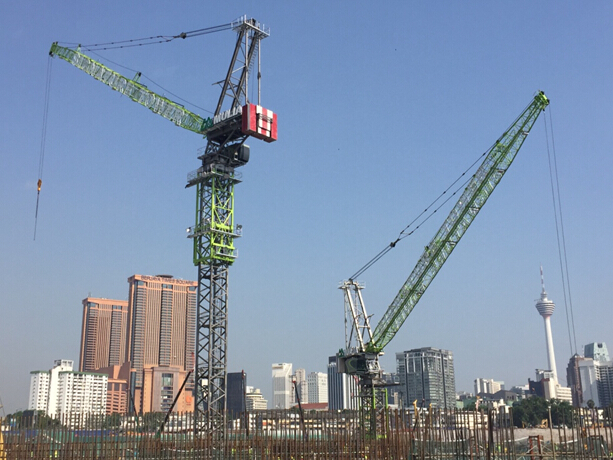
[368,90,550,352]
[49,43,214,136]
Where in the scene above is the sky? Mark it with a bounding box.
[1,2,612,414]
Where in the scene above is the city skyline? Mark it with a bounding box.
[2,2,612,414]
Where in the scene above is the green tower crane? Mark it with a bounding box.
[338,91,549,437]
[49,16,277,440]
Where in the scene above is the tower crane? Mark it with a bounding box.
[338,91,549,436]
[49,16,277,439]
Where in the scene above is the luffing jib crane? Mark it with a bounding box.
[50,16,277,439]
[338,91,549,436]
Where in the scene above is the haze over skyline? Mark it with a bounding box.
[2,2,612,414]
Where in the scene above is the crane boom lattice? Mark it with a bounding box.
[370,91,549,352]
[49,43,213,135]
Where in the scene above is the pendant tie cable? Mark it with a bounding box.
[58,22,233,51]
[349,146,495,281]
[543,109,578,357]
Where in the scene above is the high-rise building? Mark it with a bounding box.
[293,368,308,405]
[307,372,328,404]
[28,359,107,421]
[79,297,129,372]
[585,342,610,362]
[474,378,504,395]
[327,355,358,410]
[567,354,588,407]
[227,371,247,418]
[245,387,267,410]
[272,363,292,409]
[28,370,50,412]
[535,267,558,382]
[396,347,456,409]
[567,344,613,408]
[125,274,197,412]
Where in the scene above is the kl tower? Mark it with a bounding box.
[535,266,558,383]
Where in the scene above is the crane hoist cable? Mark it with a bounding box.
[34,56,53,241]
[349,145,496,281]
[543,108,578,357]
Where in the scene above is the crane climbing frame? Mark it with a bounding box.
[49,16,277,441]
[338,91,549,437]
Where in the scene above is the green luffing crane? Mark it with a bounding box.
[338,91,549,437]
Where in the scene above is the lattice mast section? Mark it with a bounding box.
[186,18,269,439]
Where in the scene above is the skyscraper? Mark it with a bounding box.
[535,267,558,382]
[396,347,456,409]
[125,274,197,411]
[79,297,129,372]
[585,342,610,362]
[307,372,328,404]
[327,355,358,410]
[227,371,247,419]
[272,363,292,409]
[293,368,308,405]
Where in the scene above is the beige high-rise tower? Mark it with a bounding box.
[79,298,129,372]
[125,274,197,411]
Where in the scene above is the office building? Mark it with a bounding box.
[272,363,292,409]
[307,372,328,404]
[567,344,612,408]
[79,297,129,372]
[293,368,308,405]
[245,387,267,410]
[396,347,456,409]
[125,274,197,412]
[474,378,504,395]
[327,355,358,410]
[535,267,559,382]
[227,371,247,418]
[585,342,610,362]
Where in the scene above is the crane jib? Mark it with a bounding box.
[368,91,549,352]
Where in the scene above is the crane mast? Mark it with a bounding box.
[338,91,549,436]
[185,18,272,439]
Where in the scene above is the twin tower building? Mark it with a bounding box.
[78,274,197,414]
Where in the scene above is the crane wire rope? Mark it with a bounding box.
[58,22,233,51]
[349,147,494,281]
[34,56,53,241]
[543,109,578,356]
[85,49,213,115]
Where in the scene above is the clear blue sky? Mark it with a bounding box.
[1,2,612,414]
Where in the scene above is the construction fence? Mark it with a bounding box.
[1,407,612,459]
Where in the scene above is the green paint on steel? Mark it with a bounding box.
[192,170,237,266]
[369,92,549,353]
[49,43,213,136]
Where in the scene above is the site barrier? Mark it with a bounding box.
[1,407,611,459]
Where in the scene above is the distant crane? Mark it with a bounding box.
[49,16,277,439]
[338,92,549,436]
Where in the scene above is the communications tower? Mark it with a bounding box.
[535,266,558,382]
